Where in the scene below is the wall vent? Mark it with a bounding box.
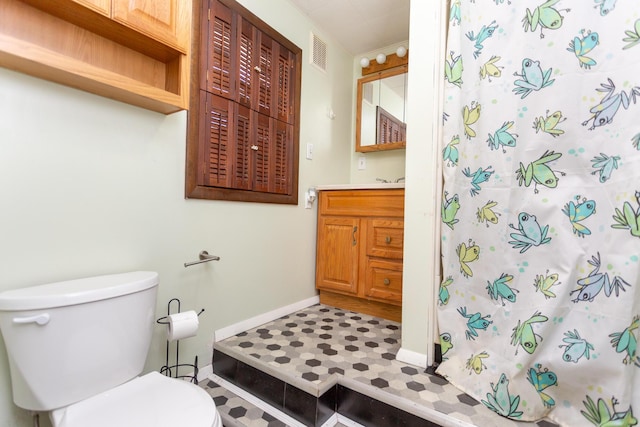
[310,32,328,72]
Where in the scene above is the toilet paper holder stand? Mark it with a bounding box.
[156,298,205,384]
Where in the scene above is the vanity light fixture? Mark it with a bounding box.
[359,46,408,69]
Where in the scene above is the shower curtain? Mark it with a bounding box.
[437,1,640,425]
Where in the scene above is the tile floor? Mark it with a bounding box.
[202,304,559,427]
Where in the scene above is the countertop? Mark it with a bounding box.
[315,183,405,190]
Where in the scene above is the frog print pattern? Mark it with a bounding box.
[437,2,640,426]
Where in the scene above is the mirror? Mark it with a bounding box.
[356,65,408,152]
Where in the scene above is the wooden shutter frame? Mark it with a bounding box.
[186,0,301,204]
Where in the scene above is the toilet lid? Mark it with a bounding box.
[53,372,220,427]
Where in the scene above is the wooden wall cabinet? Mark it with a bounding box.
[315,189,405,322]
[186,0,301,204]
[0,0,192,114]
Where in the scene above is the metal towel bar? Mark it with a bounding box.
[184,250,220,268]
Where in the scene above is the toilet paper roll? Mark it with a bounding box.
[167,310,199,342]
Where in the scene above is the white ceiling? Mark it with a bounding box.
[287,0,410,55]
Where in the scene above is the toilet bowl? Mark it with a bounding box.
[0,271,221,427]
[50,372,221,427]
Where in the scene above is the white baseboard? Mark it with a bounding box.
[196,364,213,382]
[214,296,320,342]
[395,347,428,368]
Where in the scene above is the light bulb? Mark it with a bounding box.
[375,53,387,64]
[360,57,370,68]
[396,46,407,58]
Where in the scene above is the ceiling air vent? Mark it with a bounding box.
[310,32,327,72]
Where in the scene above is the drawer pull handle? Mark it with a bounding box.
[383,278,390,285]
[385,236,391,244]
[352,226,358,246]
[254,66,262,72]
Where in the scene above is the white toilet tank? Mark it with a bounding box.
[0,271,159,411]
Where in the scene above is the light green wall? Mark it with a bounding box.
[0,1,440,425]
[0,1,354,425]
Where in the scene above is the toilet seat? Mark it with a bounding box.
[50,371,221,427]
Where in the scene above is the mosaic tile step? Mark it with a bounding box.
[213,304,560,427]
[201,377,288,427]
[200,376,353,427]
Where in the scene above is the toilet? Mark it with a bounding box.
[0,271,222,427]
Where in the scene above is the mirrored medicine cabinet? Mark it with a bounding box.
[356,64,408,153]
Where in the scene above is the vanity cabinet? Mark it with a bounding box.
[315,189,404,322]
[0,0,192,113]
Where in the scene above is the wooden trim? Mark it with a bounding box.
[319,291,401,323]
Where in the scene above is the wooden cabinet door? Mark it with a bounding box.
[316,217,360,295]
[112,0,188,52]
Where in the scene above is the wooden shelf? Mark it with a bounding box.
[0,0,190,114]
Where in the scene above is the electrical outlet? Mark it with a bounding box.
[306,143,314,160]
[358,157,366,170]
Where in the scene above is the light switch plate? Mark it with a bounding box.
[358,157,366,170]
[306,143,314,160]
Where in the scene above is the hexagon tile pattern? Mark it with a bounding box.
[201,379,287,427]
[209,304,559,427]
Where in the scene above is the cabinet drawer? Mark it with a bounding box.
[367,219,404,259]
[319,189,404,217]
[364,259,403,304]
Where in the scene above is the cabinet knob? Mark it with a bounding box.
[385,236,391,244]
[383,278,390,286]
[250,145,259,151]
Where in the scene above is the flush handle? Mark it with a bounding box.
[13,313,50,326]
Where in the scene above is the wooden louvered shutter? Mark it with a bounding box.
[376,106,406,144]
[187,0,301,204]
[237,18,254,108]
[233,104,252,190]
[273,120,292,194]
[253,113,271,192]
[207,1,234,98]
[200,92,233,187]
[256,32,274,117]
[276,46,294,124]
